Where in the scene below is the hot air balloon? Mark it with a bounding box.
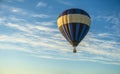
[57,8,91,53]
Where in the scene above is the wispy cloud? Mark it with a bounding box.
[56,0,73,6]
[36,1,47,7]
[32,14,49,18]
[11,7,23,13]
[35,21,55,26]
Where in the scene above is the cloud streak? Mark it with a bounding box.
[32,14,49,18]
[36,1,47,7]
[56,0,73,6]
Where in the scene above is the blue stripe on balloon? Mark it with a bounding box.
[62,25,71,42]
[76,9,80,14]
[68,24,74,41]
[68,24,73,41]
[79,24,86,41]
[75,24,80,41]
[67,9,72,14]
[70,24,74,41]
[80,26,89,41]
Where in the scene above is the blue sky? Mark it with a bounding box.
[0,0,120,74]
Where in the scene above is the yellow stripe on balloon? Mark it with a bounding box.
[57,14,91,28]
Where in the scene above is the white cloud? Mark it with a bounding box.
[32,14,49,18]
[9,16,27,22]
[32,25,58,32]
[97,33,112,37]
[56,0,73,6]
[36,2,47,7]
[11,7,22,13]
[35,21,55,26]
[5,23,32,33]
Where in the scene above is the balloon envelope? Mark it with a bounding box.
[57,8,91,52]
